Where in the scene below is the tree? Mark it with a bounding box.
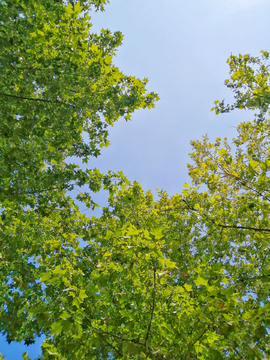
[28,114,270,358]
[0,0,158,207]
[0,0,158,356]
[52,52,270,358]
[1,0,270,358]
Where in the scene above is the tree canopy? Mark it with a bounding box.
[1,1,270,359]
[0,0,158,207]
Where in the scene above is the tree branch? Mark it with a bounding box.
[216,223,270,233]
[144,266,156,345]
[98,332,123,357]
[181,197,270,233]
[222,168,270,202]
[190,325,209,348]
[0,92,74,107]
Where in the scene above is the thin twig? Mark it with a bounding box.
[0,92,74,107]
[216,223,270,233]
[144,266,156,345]
[190,326,209,348]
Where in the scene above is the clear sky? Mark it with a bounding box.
[2,0,270,358]
[88,0,270,205]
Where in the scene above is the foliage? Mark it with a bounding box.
[183,118,270,358]
[0,0,158,208]
[0,0,158,357]
[24,121,270,358]
[1,0,270,359]
[212,50,270,121]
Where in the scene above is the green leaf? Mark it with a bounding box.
[40,272,51,282]
[65,3,73,14]
[165,259,177,269]
[249,159,259,169]
[72,298,81,309]
[150,227,163,239]
[79,289,88,301]
[51,321,63,335]
[74,2,83,13]
[60,311,70,320]
[223,314,234,325]
[242,311,253,320]
[184,284,193,292]
[163,289,172,297]
[127,227,140,236]
[194,276,208,287]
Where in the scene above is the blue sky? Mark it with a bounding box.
[89,0,270,199]
[2,0,270,358]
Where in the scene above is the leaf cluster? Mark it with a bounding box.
[1,1,270,359]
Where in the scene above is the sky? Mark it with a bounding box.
[1,0,270,358]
